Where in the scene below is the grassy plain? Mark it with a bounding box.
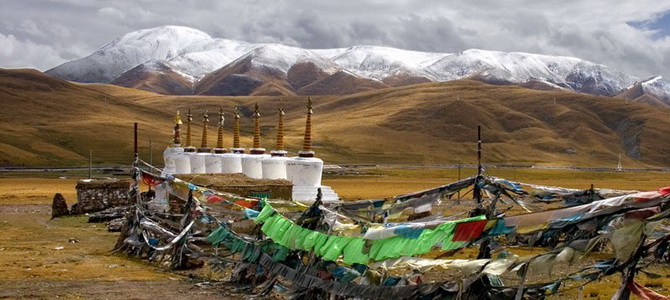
[0,168,668,298]
[325,167,670,200]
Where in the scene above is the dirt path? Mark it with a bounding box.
[0,176,246,300]
[0,280,242,300]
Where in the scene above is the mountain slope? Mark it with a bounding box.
[110,60,193,95]
[5,69,670,168]
[0,68,173,166]
[194,44,340,95]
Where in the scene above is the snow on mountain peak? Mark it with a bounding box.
[231,43,340,74]
[47,25,215,82]
[46,25,670,100]
[320,45,444,80]
[640,75,670,101]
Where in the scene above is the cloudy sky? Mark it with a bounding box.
[2,0,670,79]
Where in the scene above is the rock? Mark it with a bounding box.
[51,193,70,219]
[70,203,80,215]
[88,206,131,223]
[106,218,126,232]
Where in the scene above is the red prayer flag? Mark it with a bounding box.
[207,194,224,204]
[235,199,259,208]
[452,220,488,241]
[141,172,164,187]
[627,280,669,300]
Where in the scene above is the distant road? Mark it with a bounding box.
[0,166,129,172]
[2,164,668,173]
[335,163,670,173]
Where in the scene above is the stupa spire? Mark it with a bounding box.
[299,96,315,157]
[184,109,196,152]
[271,103,287,157]
[172,111,183,146]
[250,102,266,154]
[232,105,244,153]
[214,107,226,153]
[253,103,261,149]
[198,110,210,152]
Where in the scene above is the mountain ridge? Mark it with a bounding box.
[45,25,670,101]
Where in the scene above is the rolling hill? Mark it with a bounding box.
[3,68,670,169]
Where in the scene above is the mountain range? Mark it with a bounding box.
[45,26,670,106]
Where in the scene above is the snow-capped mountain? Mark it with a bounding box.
[640,76,670,102]
[616,76,670,107]
[46,25,669,99]
[314,45,442,80]
[47,26,215,83]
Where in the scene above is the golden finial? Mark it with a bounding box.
[172,111,182,145]
[184,108,195,151]
[307,96,313,114]
[232,104,243,153]
[199,110,210,152]
[219,107,225,127]
[299,96,314,157]
[175,111,183,125]
[215,107,225,152]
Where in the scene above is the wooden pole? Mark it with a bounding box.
[474,125,482,203]
[149,139,153,166]
[457,159,461,199]
[132,122,139,205]
[148,139,153,192]
[134,122,138,158]
[88,150,92,179]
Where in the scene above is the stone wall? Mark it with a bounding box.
[167,173,293,214]
[74,179,131,214]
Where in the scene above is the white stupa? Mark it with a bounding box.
[153,111,184,211]
[174,109,195,174]
[205,107,226,173]
[262,105,290,180]
[190,111,209,174]
[221,105,245,173]
[286,97,339,202]
[161,111,184,177]
[241,103,270,179]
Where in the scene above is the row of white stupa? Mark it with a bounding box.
[159,98,339,202]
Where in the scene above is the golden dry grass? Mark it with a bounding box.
[0,178,78,205]
[4,69,670,169]
[0,176,174,283]
[325,168,670,200]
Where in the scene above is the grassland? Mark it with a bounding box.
[4,68,670,169]
[325,167,670,200]
[1,168,669,298]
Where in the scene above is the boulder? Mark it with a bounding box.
[51,193,70,219]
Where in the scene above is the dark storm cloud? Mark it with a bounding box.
[1,0,670,79]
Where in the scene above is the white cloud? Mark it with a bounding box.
[98,7,126,20]
[0,32,67,70]
[1,0,670,79]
